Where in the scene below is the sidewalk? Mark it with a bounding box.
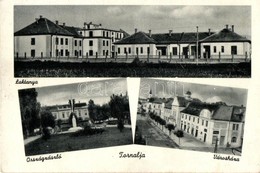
[148,118,240,155]
[24,135,41,145]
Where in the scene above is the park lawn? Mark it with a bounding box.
[25,127,132,156]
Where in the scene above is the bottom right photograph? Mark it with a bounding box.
[135,79,247,156]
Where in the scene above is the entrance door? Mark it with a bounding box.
[203,46,211,59]
[204,133,207,142]
[182,47,188,58]
[220,136,225,146]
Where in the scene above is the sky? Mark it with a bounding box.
[14,5,251,37]
[35,79,127,106]
[139,79,248,106]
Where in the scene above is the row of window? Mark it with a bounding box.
[118,47,150,54]
[181,114,209,127]
[213,45,237,54]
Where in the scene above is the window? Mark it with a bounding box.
[231,46,237,55]
[31,38,35,45]
[136,47,139,54]
[206,121,208,127]
[61,38,64,45]
[185,114,187,119]
[182,114,184,119]
[124,47,127,54]
[106,41,109,46]
[231,137,237,143]
[141,47,143,54]
[61,49,64,56]
[189,116,191,121]
[31,49,35,57]
[103,31,105,37]
[89,31,93,37]
[79,40,82,46]
[56,37,59,45]
[103,40,105,46]
[106,32,109,37]
[202,120,204,126]
[79,50,82,56]
[62,113,65,118]
[66,49,69,56]
[173,47,177,55]
[103,50,105,56]
[89,40,93,46]
[193,117,195,122]
[147,47,150,54]
[118,48,120,54]
[65,38,68,45]
[74,40,77,46]
[74,50,78,56]
[232,124,239,131]
[197,118,199,124]
[213,46,217,53]
[221,46,224,53]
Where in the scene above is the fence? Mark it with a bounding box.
[14,52,251,64]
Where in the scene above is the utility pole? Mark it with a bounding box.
[196,26,199,65]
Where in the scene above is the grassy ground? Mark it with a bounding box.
[14,61,251,77]
[25,127,132,156]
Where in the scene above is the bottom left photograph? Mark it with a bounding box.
[18,78,132,156]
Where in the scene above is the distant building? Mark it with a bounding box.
[43,102,89,121]
[14,15,127,58]
[114,25,251,60]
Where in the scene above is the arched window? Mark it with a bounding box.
[231,137,237,143]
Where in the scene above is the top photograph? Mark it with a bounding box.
[14,5,251,78]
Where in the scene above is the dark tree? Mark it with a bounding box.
[109,94,129,132]
[40,110,55,128]
[174,130,184,145]
[166,124,175,135]
[18,88,41,138]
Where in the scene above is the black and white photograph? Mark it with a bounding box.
[136,78,247,156]
[18,79,132,156]
[14,5,251,77]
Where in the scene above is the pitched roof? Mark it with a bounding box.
[151,33,183,44]
[176,96,190,107]
[181,102,245,122]
[180,32,212,43]
[60,25,83,38]
[181,102,219,116]
[120,29,130,38]
[200,28,251,43]
[114,31,157,44]
[14,17,74,36]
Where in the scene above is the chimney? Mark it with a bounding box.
[55,20,59,25]
[231,25,234,32]
[63,23,65,27]
[225,24,228,29]
[135,28,137,33]
[208,28,211,35]
[169,30,172,36]
[39,15,43,19]
[149,30,152,37]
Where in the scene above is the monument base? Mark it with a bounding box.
[68,127,83,132]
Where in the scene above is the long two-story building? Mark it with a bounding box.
[14,15,127,59]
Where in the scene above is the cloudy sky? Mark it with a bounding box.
[139,79,248,106]
[14,5,251,37]
[35,79,127,106]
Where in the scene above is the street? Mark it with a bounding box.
[135,114,179,148]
